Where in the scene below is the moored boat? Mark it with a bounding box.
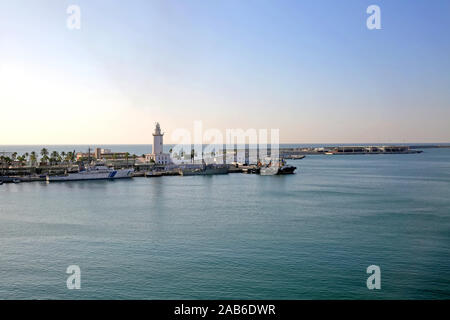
[145,170,163,177]
[278,164,296,174]
[46,165,134,182]
[243,167,260,174]
[260,166,279,176]
[286,155,306,160]
[259,159,297,175]
[178,164,229,176]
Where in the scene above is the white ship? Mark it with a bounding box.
[46,165,134,182]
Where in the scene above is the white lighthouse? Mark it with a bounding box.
[153,122,164,155]
[145,122,171,165]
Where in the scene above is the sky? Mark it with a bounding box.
[0,0,449,144]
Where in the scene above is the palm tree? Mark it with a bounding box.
[65,152,73,163]
[12,152,17,162]
[191,149,195,163]
[2,157,12,168]
[17,156,26,166]
[30,152,37,166]
[40,148,49,161]
[61,151,66,163]
[68,151,76,163]
[125,152,130,166]
[50,151,60,165]
[41,155,49,165]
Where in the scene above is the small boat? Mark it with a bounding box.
[145,170,163,177]
[260,166,279,176]
[243,167,260,174]
[178,168,204,176]
[12,178,21,183]
[278,164,297,174]
[288,155,306,160]
[259,159,297,175]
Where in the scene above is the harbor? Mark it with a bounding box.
[2,124,443,183]
[0,143,435,183]
[2,123,448,184]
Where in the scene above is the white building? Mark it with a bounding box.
[145,122,171,165]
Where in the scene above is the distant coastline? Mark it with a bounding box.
[1,142,450,154]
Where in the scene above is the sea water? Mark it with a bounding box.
[0,148,449,299]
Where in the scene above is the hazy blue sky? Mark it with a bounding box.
[0,0,449,144]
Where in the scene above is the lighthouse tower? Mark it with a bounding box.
[145,122,171,165]
[152,122,164,155]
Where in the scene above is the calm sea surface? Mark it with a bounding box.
[1,147,449,299]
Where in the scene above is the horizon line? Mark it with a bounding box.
[1,142,450,146]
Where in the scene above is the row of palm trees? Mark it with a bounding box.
[1,148,229,167]
[0,152,30,167]
[0,149,77,167]
[39,149,77,165]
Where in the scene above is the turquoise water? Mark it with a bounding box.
[1,149,449,299]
